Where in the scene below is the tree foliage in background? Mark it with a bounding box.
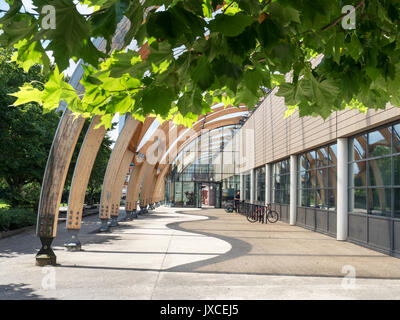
[1,0,400,126]
[0,48,113,208]
[0,47,60,207]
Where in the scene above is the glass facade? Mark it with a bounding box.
[243,172,251,201]
[298,144,337,210]
[255,166,265,203]
[349,123,400,218]
[166,125,240,207]
[272,159,290,204]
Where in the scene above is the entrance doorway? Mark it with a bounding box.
[195,182,221,208]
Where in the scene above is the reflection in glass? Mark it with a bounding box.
[183,182,195,206]
[272,159,290,205]
[369,188,391,217]
[393,124,400,154]
[329,144,338,164]
[174,182,183,206]
[394,156,400,186]
[255,166,265,202]
[317,147,329,167]
[245,173,251,201]
[368,129,391,157]
[328,189,336,210]
[369,157,392,186]
[328,167,337,188]
[351,135,367,160]
[350,162,366,187]
[349,188,367,213]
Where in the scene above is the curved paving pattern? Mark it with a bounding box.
[1,206,400,299]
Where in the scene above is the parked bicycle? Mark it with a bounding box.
[247,204,279,224]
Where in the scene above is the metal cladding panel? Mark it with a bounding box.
[367,217,393,251]
[394,221,400,254]
[328,211,337,235]
[316,209,328,233]
[348,214,367,243]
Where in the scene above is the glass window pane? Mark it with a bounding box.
[300,170,312,189]
[349,162,366,187]
[368,129,391,157]
[299,188,309,207]
[351,135,367,161]
[349,188,367,213]
[299,154,309,171]
[328,167,337,188]
[393,124,400,154]
[183,182,194,206]
[369,188,391,217]
[316,188,328,209]
[394,156,400,186]
[174,182,183,205]
[316,168,329,189]
[328,189,336,210]
[317,147,329,167]
[307,151,317,170]
[329,144,338,165]
[369,157,392,186]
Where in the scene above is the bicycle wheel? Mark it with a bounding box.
[247,210,258,223]
[267,210,279,223]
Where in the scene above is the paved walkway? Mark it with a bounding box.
[1,207,400,299]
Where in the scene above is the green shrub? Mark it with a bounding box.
[0,207,36,232]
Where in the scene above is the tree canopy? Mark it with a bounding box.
[1,0,400,127]
[0,47,114,207]
[0,47,60,206]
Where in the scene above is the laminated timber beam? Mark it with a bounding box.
[99,115,141,232]
[64,115,107,251]
[126,121,171,213]
[66,116,106,231]
[35,108,86,266]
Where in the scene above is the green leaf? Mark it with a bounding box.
[9,83,43,106]
[208,13,253,37]
[42,0,104,71]
[191,55,214,91]
[11,39,50,73]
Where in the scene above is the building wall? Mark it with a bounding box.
[239,88,400,173]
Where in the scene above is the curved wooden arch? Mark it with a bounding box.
[99,116,141,227]
[139,165,158,207]
[125,121,171,211]
[37,109,85,239]
[151,165,170,203]
[108,148,136,224]
[35,75,87,266]
[67,115,106,230]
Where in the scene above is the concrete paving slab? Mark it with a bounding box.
[1,206,400,299]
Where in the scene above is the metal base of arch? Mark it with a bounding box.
[35,237,57,266]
